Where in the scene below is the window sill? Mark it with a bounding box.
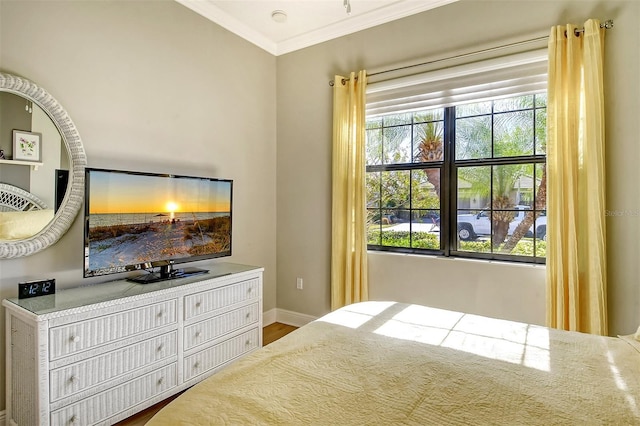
[367,250,546,270]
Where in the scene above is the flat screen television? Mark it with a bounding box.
[83,167,232,283]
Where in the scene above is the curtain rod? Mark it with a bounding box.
[329,19,613,86]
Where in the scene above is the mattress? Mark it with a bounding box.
[147,301,640,425]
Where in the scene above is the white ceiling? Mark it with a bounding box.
[175,0,458,56]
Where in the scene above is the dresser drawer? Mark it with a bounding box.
[50,331,177,402]
[184,303,259,351]
[49,300,177,361]
[184,328,259,381]
[50,364,176,426]
[184,278,259,320]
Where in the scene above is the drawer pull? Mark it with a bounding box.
[194,361,200,369]
[195,301,202,308]
[69,414,78,424]
[246,339,251,346]
[246,312,251,319]
[70,335,80,343]
[157,310,164,318]
[195,331,202,337]
[158,377,164,385]
[247,287,253,294]
[69,375,77,383]
[157,344,164,352]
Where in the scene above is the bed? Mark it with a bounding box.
[147,301,640,425]
[0,182,53,239]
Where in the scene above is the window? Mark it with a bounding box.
[366,93,547,263]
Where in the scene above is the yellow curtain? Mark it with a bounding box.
[331,70,368,310]
[546,20,607,335]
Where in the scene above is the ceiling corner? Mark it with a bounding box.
[176,0,279,55]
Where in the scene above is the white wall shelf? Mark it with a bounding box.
[0,158,43,170]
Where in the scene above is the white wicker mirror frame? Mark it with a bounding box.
[0,72,86,258]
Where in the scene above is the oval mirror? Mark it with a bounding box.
[0,72,86,258]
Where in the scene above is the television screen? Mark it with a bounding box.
[83,168,232,282]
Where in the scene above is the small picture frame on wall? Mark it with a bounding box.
[12,130,42,162]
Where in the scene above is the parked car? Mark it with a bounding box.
[456,205,546,241]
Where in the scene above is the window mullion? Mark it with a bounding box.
[443,106,456,256]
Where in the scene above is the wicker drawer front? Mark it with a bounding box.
[184,278,259,320]
[184,303,259,351]
[50,331,177,402]
[184,328,259,381]
[50,364,176,426]
[49,300,177,361]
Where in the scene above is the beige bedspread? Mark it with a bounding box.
[147,302,640,425]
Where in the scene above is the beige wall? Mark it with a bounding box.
[0,0,276,411]
[276,0,640,333]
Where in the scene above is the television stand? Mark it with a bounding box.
[174,267,210,278]
[127,265,210,284]
[127,272,163,284]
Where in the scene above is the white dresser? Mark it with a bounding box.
[3,263,263,426]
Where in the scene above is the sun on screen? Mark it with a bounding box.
[166,201,178,219]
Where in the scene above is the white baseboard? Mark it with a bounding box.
[263,308,317,328]
[275,308,317,327]
[263,308,277,326]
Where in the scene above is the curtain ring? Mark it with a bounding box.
[564,28,582,38]
[328,78,349,86]
[328,75,360,86]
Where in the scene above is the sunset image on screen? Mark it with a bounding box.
[84,170,232,277]
[88,171,231,215]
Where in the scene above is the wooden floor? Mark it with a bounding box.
[115,322,298,426]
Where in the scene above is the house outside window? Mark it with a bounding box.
[366,92,547,264]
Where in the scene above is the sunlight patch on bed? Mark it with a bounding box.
[374,321,452,345]
[392,304,465,329]
[342,301,397,316]
[318,302,397,328]
[441,329,549,371]
[317,310,372,328]
[371,305,551,372]
[606,350,639,415]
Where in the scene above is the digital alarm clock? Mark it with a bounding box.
[18,278,56,299]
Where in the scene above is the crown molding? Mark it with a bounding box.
[276,0,458,55]
[176,0,459,56]
[175,0,279,55]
